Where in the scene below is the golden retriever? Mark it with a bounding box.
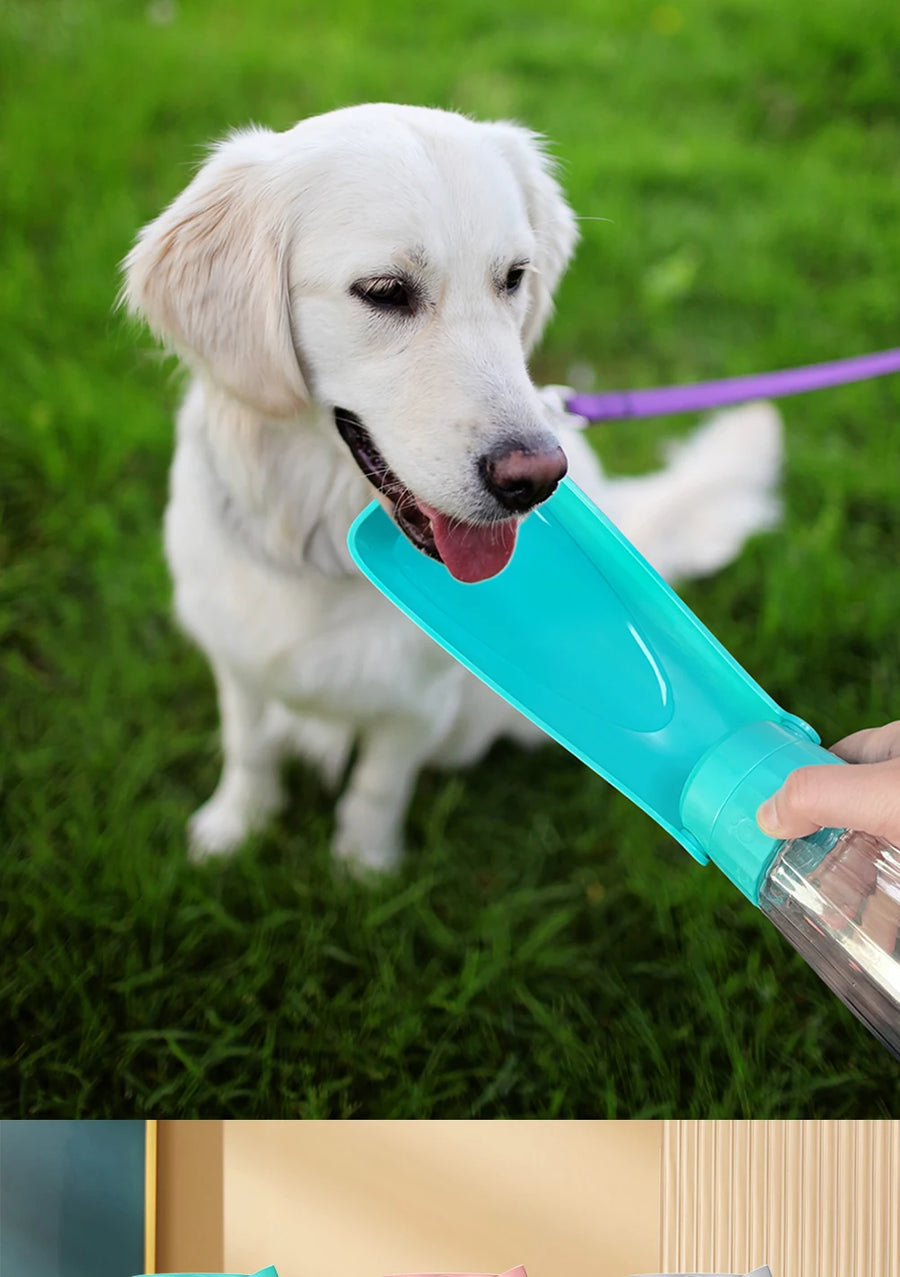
[124,103,781,870]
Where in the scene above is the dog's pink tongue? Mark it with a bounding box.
[427,509,519,583]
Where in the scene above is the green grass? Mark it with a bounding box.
[3,0,900,1116]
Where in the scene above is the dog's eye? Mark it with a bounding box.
[505,265,526,294]
[352,277,416,315]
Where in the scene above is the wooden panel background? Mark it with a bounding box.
[661,1120,900,1277]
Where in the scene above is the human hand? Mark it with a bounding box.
[757,720,900,845]
[757,722,900,953]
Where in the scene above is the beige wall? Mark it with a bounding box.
[222,1121,663,1277]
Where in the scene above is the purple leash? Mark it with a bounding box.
[566,347,900,421]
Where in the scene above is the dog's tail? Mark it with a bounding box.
[561,399,783,583]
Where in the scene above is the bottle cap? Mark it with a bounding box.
[680,720,843,899]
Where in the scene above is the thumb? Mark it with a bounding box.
[757,758,900,844]
[830,719,900,763]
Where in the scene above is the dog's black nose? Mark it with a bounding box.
[480,443,568,513]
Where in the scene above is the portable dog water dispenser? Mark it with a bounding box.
[349,479,900,1057]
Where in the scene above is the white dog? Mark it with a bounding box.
[124,103,781,871]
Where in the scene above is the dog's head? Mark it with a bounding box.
[123,104,578,581]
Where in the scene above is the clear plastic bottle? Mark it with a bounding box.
[758,827,900,1056]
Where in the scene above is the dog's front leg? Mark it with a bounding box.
[333,714,437,873]
[188,662,285,861]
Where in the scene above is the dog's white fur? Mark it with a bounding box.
[124,103,782,871]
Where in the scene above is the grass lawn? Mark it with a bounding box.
[2,0,900,1116]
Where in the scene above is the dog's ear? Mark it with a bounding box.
[486,122,579,352]
[122,128,308,418]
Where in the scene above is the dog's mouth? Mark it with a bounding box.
[335,408,519,583]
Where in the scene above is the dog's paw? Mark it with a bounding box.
[331,831,403,877]
[332,793,403,876]
[187,799,250,862]
[187,766,285,863]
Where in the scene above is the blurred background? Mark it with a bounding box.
[2,0,899,1116]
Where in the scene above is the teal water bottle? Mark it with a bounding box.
[349,480,900,1057]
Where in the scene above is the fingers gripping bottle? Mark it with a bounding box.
[349,480,900,1058]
